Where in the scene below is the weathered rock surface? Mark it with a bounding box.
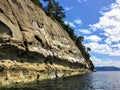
[0,0,94,85]
[0,60,90,86]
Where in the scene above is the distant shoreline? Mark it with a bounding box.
[95,66,120,71]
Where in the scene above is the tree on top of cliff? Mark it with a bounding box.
[75,36,90,60]
[63,24,77,42]
[43,0,66,22]
[31,0,92,62]
[52,1,66,22]
[42,0,91,60]
[31,0,43,8]
[43,0,55,18]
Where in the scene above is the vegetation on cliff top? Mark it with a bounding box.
[31,0,43,7]
[31,0,94,69]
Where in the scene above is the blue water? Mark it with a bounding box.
[1,71,120,90]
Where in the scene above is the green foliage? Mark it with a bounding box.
[75,36,91,60]
[43,0,54,18]
[62,24,77,41]
[52,2,66,21]
[31,0,43,8]
[62,24,91,60]
[32,0,92,62]
[43,0,66,22]
[87,47,91,52]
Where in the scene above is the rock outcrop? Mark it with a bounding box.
[0,0,94,86]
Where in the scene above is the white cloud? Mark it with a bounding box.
[88,0,120,56]
[78,29,91,34]
[64,21,76,28]
[90,0,120,44]
[74,19,82,25]
[85,42,120,56]
[85,35,102,42]
[65,7,73,11]
[91,56,120,67]
[112,43,120,48]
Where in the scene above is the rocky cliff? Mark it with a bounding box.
[0,0,93,86]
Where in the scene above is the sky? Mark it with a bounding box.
[54,0,120,67]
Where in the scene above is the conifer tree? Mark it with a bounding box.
[43,0,65,21]
[43,0,55,18]
[31,0,43,7]
[53,1,66,22]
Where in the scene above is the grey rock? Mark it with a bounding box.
[0,0,92,69]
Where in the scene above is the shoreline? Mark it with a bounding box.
[0,60,91,87]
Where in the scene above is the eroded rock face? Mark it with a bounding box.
[0,0,92,69]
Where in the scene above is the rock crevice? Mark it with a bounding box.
[0,0,93,74]
[0,0,95,86]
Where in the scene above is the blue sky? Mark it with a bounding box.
[55,0,120,67]
[41,0,120,67]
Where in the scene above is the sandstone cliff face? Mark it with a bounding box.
[0,0,92,69]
